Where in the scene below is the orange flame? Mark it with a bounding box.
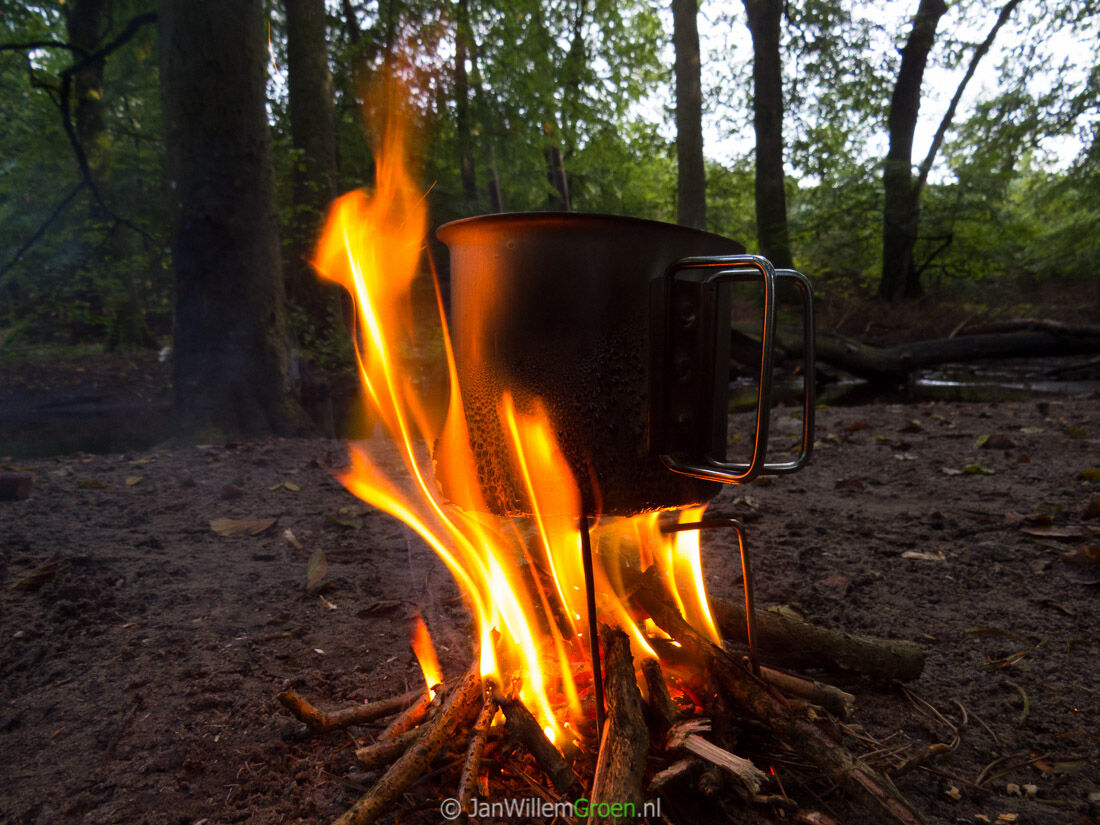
[410,614,442,699]
[313,73,723,739]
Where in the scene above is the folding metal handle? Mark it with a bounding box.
[653,255,814,485]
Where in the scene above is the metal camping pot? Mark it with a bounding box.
[435,212,814,516]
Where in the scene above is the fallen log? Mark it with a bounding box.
[587,626,648,825]
[734,320,1100,384]
[711,596,925,683]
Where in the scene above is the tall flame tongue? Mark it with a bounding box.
[313,76,722,740]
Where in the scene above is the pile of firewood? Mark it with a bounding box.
[279,568,931,825]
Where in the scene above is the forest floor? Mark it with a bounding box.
[1,284,1099,825]
[2,387,1099,824]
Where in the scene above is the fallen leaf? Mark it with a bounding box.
[996,814,1018,823]
[901,550,946,562]
[834,477,864,491]
[10,553,60,592]
[284,481,300,492]
[941,467,964,476]
[964,464,995,475]
[843,421,872,433]
[944,786,961,801]
[355,599,404,617]
[1082,497,1100,520]
[283,528,303,550]
[78,479,107,489]
[305,547,327,593]
[219,483,244,500]
[209,518,277,537]
[894,453,917,461]
[125,476,143,486]
[1021,525,1086,540]
[1077,468,1100,481]
[974,434,990,449]
[319,594,338,611]
[1005,511,1053,527]
[1065,427,1087,439]
[327,513,363,530]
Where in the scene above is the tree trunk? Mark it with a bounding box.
[65,0,110,170]
[285,0,339,324]
[158,0,309,439]
[673,0,706,230]
[743,0,792,269]
[880,0,947,302]
[454,0,478,211]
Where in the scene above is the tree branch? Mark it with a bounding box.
[57,11,159,245]
[912,0,1022,206]
[0,181,86,283]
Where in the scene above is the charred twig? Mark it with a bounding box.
[760,666,855,719]
[277,687,422,734]
[641,657,680,742]
[631,570,925,825]
[587,626,648,825]
[334,666,483,825]
[493,685,581,796]
[458,687,496,813]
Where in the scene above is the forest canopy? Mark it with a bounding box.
[1,0,1097,353]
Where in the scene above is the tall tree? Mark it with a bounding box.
[454,0,478,211]
[285,0,339,322]
[881,0,1023,299]
[65,0,110,169]
[158,0,308,438]
[743,0,792,267]
[673,0,705,229]
[879,0,947,301]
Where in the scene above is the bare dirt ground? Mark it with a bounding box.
[2,390,1098,825]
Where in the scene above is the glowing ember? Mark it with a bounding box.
[312,76,722,740]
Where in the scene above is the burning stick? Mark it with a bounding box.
[458,686,497,813]
[376,685,440,741]
[492,684,582,796]
[586,626,648,825]
[334,666,482,825]
[276,688,421,733]
[630,571,925,825]
[640,657,680,742]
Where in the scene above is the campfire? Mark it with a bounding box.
[276,80,927,825]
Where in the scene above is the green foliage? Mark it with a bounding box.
[0,0,169,348]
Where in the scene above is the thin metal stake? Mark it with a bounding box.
[578,514,605,739]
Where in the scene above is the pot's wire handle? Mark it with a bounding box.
[656,256,814,484]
